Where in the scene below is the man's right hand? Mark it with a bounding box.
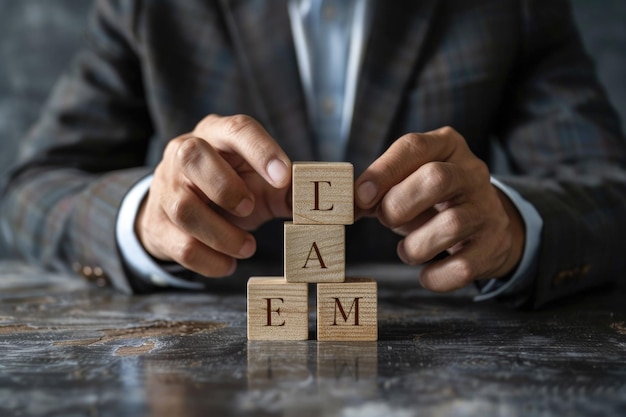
[135,114,292,278]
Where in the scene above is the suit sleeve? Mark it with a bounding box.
[0,0,153,293]
[494,0,626,307]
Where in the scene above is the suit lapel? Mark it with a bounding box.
[347,0,439,175]
[219,0,315,161]
[219,0,439,169]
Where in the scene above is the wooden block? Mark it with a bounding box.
[317,277,377,341]
[292,162,354,225]
[284,222,345,283]
[247,277,308,340]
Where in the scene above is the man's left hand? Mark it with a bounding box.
[354,126,525,292]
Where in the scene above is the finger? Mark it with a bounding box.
[396,204,480,265]
[171,135,256,217]
[165,225,239,278]
[387,207,438,236]
[139,207,239,277]
[418,241,501,292]
[238,168,293,220]
[162,187,257,260]
[354,205,377,222]
[195,114,292,188]
[355,127,462,209]
[378,161,467,229]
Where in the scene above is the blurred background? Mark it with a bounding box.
[0,0,624,259]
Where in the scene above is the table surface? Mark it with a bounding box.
[0,260,624,417]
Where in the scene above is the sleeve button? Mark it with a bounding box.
[82,266,93,278]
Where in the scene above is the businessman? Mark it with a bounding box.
[2,0,625,308]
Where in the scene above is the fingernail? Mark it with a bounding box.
[397,240,407,263]
[238,237,256,258]
[267,159,289,186]
[235,197,254,216]
[357,181,378,206]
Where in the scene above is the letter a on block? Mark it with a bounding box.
[317,278,377,341]
[292,162,354,225]
[284,222,345,283]
[247,277,308,340]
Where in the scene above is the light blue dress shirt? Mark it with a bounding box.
[117,0,543,301]
[288,0,370,160]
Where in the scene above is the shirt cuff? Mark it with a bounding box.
[473,177,543,302]
[115,174,204,290]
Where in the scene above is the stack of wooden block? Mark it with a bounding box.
[247,162,378,341]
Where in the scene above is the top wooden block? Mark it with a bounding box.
[292,162,354,225]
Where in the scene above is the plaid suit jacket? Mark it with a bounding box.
[1,0,625,307]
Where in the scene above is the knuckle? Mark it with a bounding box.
[168,196,195,227]
[194,113,219,133]
[381,194,410,227]
[174,238,199,266]
[438,125,459,138]
[224,114,256,138]
[436,126,464,147]
[441,208,468,238]
[163,135,186,160]
[437,126,468,154]
[175,137,203,169]
[401,133,429,160]
[421,163,451,196]
[451,258,477,284]
[402,241,425,265]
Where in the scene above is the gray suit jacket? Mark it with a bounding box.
[2,0,625,307]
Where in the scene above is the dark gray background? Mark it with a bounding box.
[0,0,625,258]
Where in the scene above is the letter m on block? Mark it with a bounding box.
[317,278,377,341]
[332,297,361,326]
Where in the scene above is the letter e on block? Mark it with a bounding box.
[292,162,354,225]
[247,277,308,340]
[317,278,377,341]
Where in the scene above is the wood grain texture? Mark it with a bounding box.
[247,277,308,340]
[1,261,625,416]
[317,277,378,341]
[292,162,354,225]
[284,222,345,283]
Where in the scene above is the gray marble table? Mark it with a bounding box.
[0,260,624,417]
